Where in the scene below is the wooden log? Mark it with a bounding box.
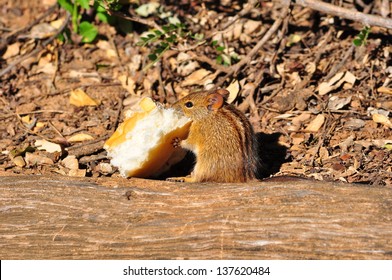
[0,175,391,259]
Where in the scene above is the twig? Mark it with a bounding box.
[105,8,162,32]
[309,116,337,167]
[324,44,355,81]
[0,12,71,78]
[187,51,231,73]
[0,3,58,51]
[206,0,259,39]
[216,0,291,87]
[14,113,52,141]
[37,82,122,100]
[294,0,392,29]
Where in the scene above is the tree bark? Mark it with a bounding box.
[0,175,391,259]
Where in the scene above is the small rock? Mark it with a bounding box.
[62,155,79,170]
[96,162,113,175]
[344,118,365,130]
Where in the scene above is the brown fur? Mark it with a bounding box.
[168,89,259,183]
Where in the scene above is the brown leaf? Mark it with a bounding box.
[318,71,356,95]
[34,139,62,153]
[304,114,325,132]
[12,156,26,167]
[67,133,94,142]
[69,88,100,107]
[372,113,392,128]
[68,169,86,177]
[226,80,240,104]
[182,69,211,86]
[2,42,20,59]
[25,152,54,165]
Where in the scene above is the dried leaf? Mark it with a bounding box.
[30,23,57,39]
[338,136,355,152]
[274,113,295,119]
[372,113,392,128]
[372,139,392,148]
[36,61,55,75]
[286,34,302,47]
[135,2,159,17]
[380,0,390,18]
[96,162,114,175]
[96,40,117,59]
[182,68,211,86]
[118,75,136,95]
[67,133,94,142]
[377,87,392,95]
[34,139,62,153]
[243,20,261,35]
[12,156,26,167]
[21,115,32,124]
[25,152,54,165]
[304,114,325,132]
[226,80,240,104]
[327,96,351,110]
[344,118,365,130]
[2,42,20,59]
[305,62,316,76]
[318,71,356,95]
[69,169,86,177]
[50,18,65,29]
[69,88,100,107]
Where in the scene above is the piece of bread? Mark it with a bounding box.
[104,97,191,178]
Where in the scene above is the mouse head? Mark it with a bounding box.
[172,89,229,120]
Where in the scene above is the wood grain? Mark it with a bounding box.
[0,175,391,259]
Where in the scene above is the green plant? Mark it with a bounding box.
[353,26,370,47]
[137,23,202,70]
[58,0,98,43]
[212,40,238,66]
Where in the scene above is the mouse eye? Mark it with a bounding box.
[185,101,193,108]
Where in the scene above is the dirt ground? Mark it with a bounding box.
[0,0,391,185]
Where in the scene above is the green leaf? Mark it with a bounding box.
[76,0,90,10]
[353,26,371,47]
[211,40,218,46]
[153,30,162,36]
[193,33,204,40]
[97,12,109,24]
[160,42,169,48]
[57,0,74,13]
[384,143,392,151]
[166,34,177,43]
[353,38,362,47]
[148,53,158,61]
[79,21,98,43]
[216,55,223,65]
[216,46,225,52]
[95,2,106,12]
[57,32,66,42]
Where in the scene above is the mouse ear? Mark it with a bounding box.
[207,89,228,111]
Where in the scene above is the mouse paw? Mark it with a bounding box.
[166,176,195,183]
[166,176,186,182]
[171,137,181,148]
